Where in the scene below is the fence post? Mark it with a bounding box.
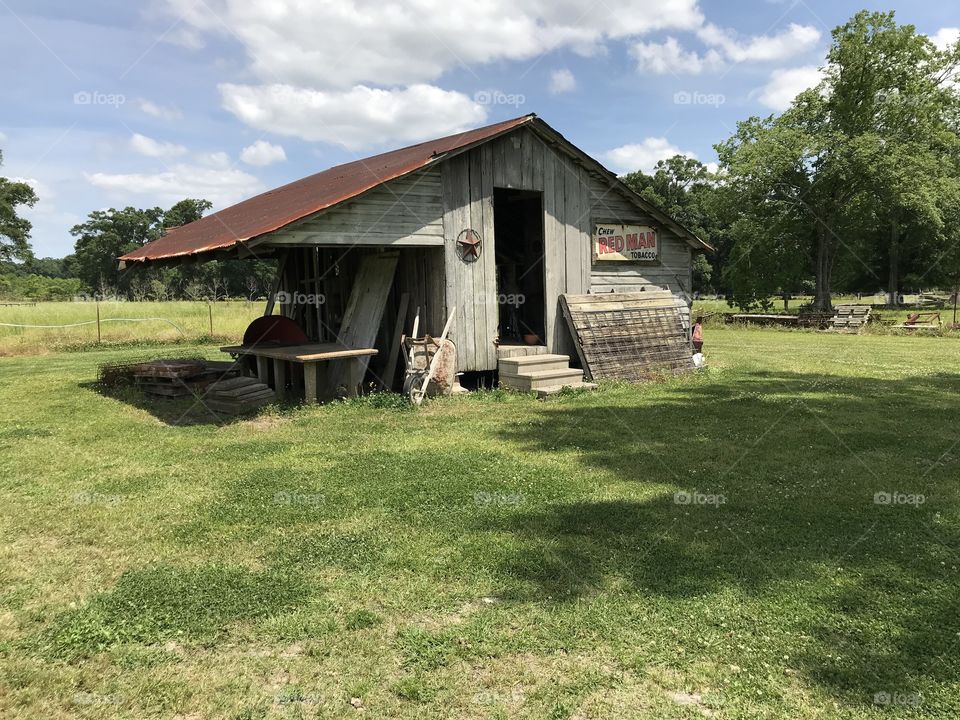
[96,302,101,344]
[208,300,213,336]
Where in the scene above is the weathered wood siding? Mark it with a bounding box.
[263,128,694,373]
[440,128,593,370]
[587,175,693,321]
[264,168,444,247]
[395,247,445,342]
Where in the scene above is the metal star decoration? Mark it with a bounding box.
[456,228,482,262]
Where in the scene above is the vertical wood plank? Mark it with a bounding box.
[505,133,522,188]
[528,131,544,192]
[441,156,476,369]
[273,359,287,399]
[520,128,534,189]
[493,135,507,188]
[469,147,493,369]
[578,164,593,294]
[542,149,562,353]
[325,251,400,395]
[303,362,317,403]
[256,356,269,385]
[479,142,497,368]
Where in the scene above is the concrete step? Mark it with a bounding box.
[535,381,599,398]
[500,367,585,391]
[496,344,550,359]
[498,354,571,375]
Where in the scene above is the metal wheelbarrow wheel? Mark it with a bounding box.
[403,370,429,403]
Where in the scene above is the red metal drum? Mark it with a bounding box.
[242,315,309,346]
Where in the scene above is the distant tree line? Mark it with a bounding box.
[66,199,276,301]
[0,187,276,301]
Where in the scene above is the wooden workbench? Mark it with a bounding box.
[220,343,378,402]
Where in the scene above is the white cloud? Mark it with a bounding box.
[603,137,700,174]
[757,65,823,111]
[85,164,263,209]
[632,37,723,74]
[632,22,820,75]
[0,131,7,144]
[697,22,820,63]
[931,28,959,50]
[129,133,188,159]
[240,140,287,166]
[163,0,704,88]
[136,99,183,121]
[219,83,488,150]
[196,151,231,169]
[548,69,576,94]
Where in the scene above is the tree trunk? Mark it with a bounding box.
[887,219,900,306]
[813,221,834,312]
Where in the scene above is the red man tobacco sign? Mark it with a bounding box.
[593,223,658,262]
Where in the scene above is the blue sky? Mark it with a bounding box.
[1,0,958,258]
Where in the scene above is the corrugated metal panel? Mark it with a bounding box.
[119,115,536,262]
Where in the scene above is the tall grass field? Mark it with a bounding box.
[0,301,265,356]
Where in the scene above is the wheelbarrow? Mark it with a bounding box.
[401,306,456,404]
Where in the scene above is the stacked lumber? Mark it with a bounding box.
[202,377,276,415]
[132,359,220,398]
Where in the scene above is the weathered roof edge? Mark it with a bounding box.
[119,112,710,263]
[119,115,536,263]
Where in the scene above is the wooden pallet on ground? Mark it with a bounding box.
[828,306,871,333]
[131,359,208,379]
[132,359,235,399]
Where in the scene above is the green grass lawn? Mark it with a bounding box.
[1,326,958,718]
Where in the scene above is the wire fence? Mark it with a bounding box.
[0,300,265,354]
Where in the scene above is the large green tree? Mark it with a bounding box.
[70,206,164,295]
[68,198,276,301]
[716,10,960,310]
[622,156,725,293]
[0,151,39,263]
[826,12,960,302]
[164,198,213,230]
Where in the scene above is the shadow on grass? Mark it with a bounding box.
[481,369,960,703]
[79,380,298,426]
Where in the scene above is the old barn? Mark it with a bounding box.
[120,114,709,401]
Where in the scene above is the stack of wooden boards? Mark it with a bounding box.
[98,357,276,416]
[131,359,220,398]
[560,290,693,381]
[201,377,276,415]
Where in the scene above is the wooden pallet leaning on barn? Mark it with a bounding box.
[560,291,694,382]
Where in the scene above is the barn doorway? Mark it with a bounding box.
[493,188,546,345]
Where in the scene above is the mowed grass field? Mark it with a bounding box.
[1,326,959,718]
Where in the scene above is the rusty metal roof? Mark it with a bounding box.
[119,114,536,263]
